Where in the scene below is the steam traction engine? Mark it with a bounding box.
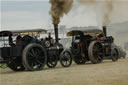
[66,26,119,64]
[0,28,72,71]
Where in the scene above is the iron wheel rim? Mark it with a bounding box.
[26,46,46,70]
[60,51,72,67]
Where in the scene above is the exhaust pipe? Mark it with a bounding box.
[103,26,107,37]
[54,24,59,43]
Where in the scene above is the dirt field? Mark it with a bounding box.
[0,58,128,85]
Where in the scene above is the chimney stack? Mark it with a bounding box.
[103,26,107,37]
[54,24,59,43]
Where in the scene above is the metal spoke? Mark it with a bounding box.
[36,60,43,65]
[28,52,35,57]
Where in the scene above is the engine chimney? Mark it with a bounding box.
[54,24,59,43]
[103,26,107,37]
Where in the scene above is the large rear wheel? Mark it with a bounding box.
[88,41,103,64]
[22,44,47,71]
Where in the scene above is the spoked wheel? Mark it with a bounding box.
[46,55,58,68]
[88,41,103,64]
[72,43,80,55]
[73,54,86,64]
[60,50,72,67]
[22,44,47,71]
[111,48,118,62]
[7,58,25,71]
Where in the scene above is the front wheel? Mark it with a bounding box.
[60,50,72,67]
[7,58,25,71]
[22,43,47,71]
[111,48,119,62]
[46,55,58,68]
[73,55,86,64]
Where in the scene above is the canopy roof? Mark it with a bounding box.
[12,29,47,35]
[12,29,47,33]
[0,31,12,37]
[0,29,47,37]
[67,29,103,36]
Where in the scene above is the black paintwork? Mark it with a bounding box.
[69,26,116,64]
[0,29,68,71]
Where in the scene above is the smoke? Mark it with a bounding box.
[49,0,128,28]
[77,0,113,26]
[103,0,113,26]
[78,0,96,3]
[49,0,73,26]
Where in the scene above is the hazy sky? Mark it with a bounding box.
[1,0,128,30]
[1,0,51,30]
[0,0,99,30]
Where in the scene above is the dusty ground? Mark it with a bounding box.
[0,58,128,85]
